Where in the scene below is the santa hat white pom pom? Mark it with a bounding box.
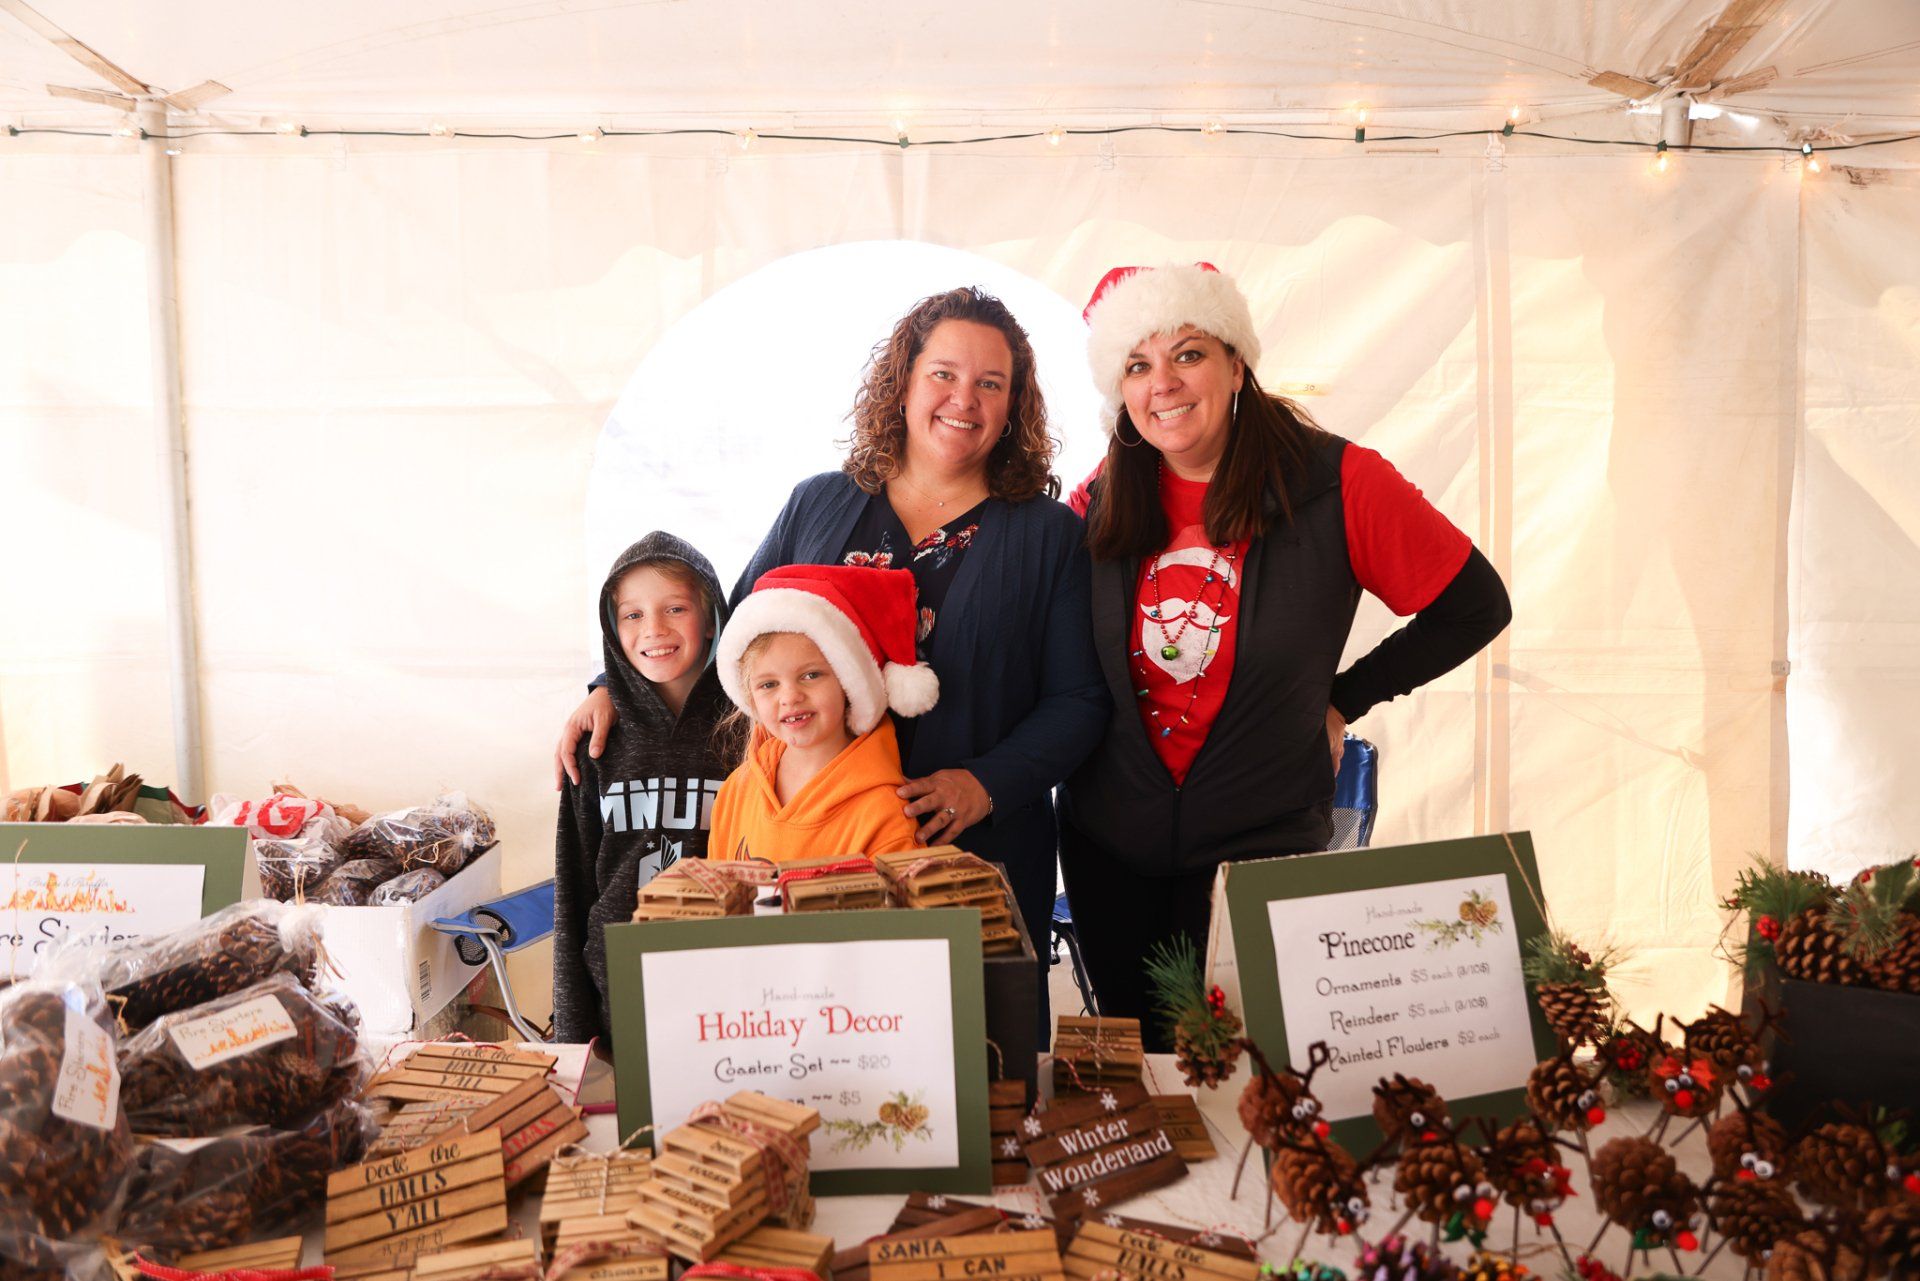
[884,661,941,718]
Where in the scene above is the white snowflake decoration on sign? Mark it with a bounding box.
[1023,1116,1043,1137]
[1083,1187,1101,1207]
[1020,1214,1047,1230]
[928,1195,948,1210]
[1102,1214,1123,1228]
[1099,1091,1119,1112]
[1001,1138,1021,1158]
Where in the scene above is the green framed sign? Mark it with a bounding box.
[0,822,248,976]
[1220,831,1558,1151]
[605,908,990,1195]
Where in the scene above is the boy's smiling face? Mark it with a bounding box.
[614,565,711,687]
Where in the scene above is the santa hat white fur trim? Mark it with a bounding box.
[717,587,890,735]
[884,659,940,718]
[1085,264,1261,421]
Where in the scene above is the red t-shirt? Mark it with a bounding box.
[1071,444,1471,783]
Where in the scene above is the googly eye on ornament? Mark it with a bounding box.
[1453,1185,1473,1202]
[1475,1181,1495,1199]
[1754,1159,1775,1179]
[1664,1079,1679,1094]
[1741,1153,1757,1170]
[1737,1065,1754,1082]
[1409,1111,1426,1128]
[1651,1210,1674,1231]
[1577,1090,1597,1109]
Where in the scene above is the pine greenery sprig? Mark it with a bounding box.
[1832,858,1920,961]
[1143,936,1232,1049]
[1521,930,1617,991]
[1717,856,1835,974]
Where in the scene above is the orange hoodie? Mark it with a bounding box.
[708,717,921,864]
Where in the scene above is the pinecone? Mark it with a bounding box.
[1683,1006,1762,1076]
[1865,913,1920,993]
[1791,1122,1883,1211]
[1393,1141,1486,1226]
[1535,983,1609,1044]
[1270,1138,1365,1234]
[1239,1070,1309,1149]
[1863,1200,1920,1278]
[1707,1178,1803,1265]
[1776,908,1869,986]
[1764,1228,1866,1281]
[1707,1110,1791,1182]
[1591,1136,1680,1224]
[1526,1056,1603,1131]
[1172,1006,1243,1087]
[1483,1117,1559,1210]
[1373,1074,1450,1149]
[109,903,318,1028]
[1594,1022,1668,1098]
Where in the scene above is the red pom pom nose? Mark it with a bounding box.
[1473,1197,1497,1221]
[1903,1173,1920,1197]
[1673,1090,1694,1111]
[1677,1230,1700,1252]
[1313,1120,1331,1138]
[1586,1105,1607,1126]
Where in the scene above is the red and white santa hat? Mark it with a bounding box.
[1082,262,1261,420]
[717,564,940,735]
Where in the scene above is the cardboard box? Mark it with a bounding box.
[982,868,1040,1104]
[1767,977,1920,1129]
[311,845,505,1036]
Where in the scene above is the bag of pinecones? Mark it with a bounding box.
[341,792,496,878]
[369,867,447,905]
[85,900,323,1030]
[0,980,135,1277]
[113,1098,377,1255]
[119,973,366,1136]
[312,856,404,906]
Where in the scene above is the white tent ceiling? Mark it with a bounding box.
[4,0,1919,140]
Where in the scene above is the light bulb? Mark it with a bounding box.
[1652,151,1671,175]
[429,121,452,137]
[1202,119,1223,136]
[739,128,756,150]
[578,126,602,142]
[1508,105,1522,121]
[164,146,182,156]
[115,122,139,139]
[1805,155,1822,175]
[1355,106,1369,124]
[1045,126,1064,147]
[892,117,908,137]
[276,120,302,136]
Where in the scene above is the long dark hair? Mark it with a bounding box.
[1084,366,1324,561]
[843,287,1060,502]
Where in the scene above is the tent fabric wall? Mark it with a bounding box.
[0,133,1898,1024]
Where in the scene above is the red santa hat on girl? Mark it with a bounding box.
[717,564,940,735]
[1082,262,1262,421]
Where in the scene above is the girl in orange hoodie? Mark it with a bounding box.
[708,564,939,863]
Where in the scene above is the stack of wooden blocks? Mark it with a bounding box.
[989,1079,1030,1186]
[873,847,1019,954]
[778,856,893,912]
[539,1147,656,1257]
[633,862,758,920]
[365,1043,586,1187]
[1050,1016,1143,1096]
[713,1225,836,1277]
[630,1090,821,1261]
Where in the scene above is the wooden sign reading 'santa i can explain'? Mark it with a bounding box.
[1017,1083,1187,1223]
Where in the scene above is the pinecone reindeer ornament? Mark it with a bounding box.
[1372,1074,1452,1160]
[1586,1135,1703,1277]
[1474,1116,1580,1270]
[1377,1116,1499,1255]
[1231,1038,1331,1202]
[1269,1131,1375,1267]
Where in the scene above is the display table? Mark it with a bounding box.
[298,1054,1750,1279]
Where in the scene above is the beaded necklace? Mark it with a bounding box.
[1133,526,1240,739]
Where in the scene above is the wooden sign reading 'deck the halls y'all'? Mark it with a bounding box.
[1018,1083,1187,1224]
[1062,1222,1260,1281]
[322,1127,509,1279]
[870,1228,1065,1281]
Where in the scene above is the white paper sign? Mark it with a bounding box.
[52,1003,120,1130]
[0,863,206,978]
[168,993,299,1069]
[640,938,958,1172]
[1267,872,1537,1121]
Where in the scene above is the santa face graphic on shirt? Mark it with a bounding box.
[1140,541,1240,685]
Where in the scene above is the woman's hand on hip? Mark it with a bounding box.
[1325,704,1347,778]
[898,769,992,846]
[555,686,618,789]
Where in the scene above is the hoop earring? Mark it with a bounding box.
[1114,416,1145,448]
[1000,421,1012,440]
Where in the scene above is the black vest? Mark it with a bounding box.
[1063,432,1356,874]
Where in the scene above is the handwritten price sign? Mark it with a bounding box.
[1,862,206,978]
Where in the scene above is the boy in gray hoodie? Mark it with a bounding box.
[552,532,734,1046]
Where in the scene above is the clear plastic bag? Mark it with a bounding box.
[0,980,134,1276]
[256,822,351,902]
[83,900,322,1031]
[341,791,496,877]
[118,973,366,1136]
[114,1099,377,1255]
[369,867,447,905]
[313,857,403,906]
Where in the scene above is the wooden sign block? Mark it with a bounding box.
[630,1091,820,1263]
[1017,1084,1187,1224]
[175,1236,304,1273]
[871,1229,1064,1281]
[779,857,893,912]
[548,1214,672,1281]
[541,1149,655,1243]
[715,1224,835,1278]
[1148,1096,1217,1163]
[323,1128,510,1277]
[411,1239,542,1281]
[501,1088,591,1187]
[1051,1017,1143,1095]
[1062,1222,1259,1281]
[633,863,755,921]
[833,1204,1007,1281]
[990,1078,1032,1187]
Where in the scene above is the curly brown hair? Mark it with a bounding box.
[842,287,1060,502]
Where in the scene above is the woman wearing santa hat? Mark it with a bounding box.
[1061,263,1512,1046]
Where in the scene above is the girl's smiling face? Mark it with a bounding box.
[614,565,711,686]
[746,632,852,753]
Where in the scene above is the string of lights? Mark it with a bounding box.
[8,119,1919,166]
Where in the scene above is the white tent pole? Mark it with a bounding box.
[1661,94,1694,149]
[138,101,207,804]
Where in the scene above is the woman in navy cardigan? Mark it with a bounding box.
[558,286,1109,1027]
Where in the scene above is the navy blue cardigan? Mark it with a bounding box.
[732,472,1110,879]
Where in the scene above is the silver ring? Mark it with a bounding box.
[941,806,956,818]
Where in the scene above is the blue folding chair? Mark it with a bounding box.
[1329,734,1379,849]
[431,879,557,1043]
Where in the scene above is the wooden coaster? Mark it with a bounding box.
[779,857,894,912]
[990,1078,1033,1186]
[176,1236,303,1273]
[541,1149,656,1246]
[1051,1017,1144,1095]
[634,863,756,921]
[714,1224,836,1277]
[411,1239,542,1281]
[627,1090,819,1262]
[833,1205,1007,1281]
[873,847,1018,952]
[1062,1221,1259,1281]
[323,1128,509,1277]
[549,1213,672,1281]
[1017,1083,1186,1225]
[1149,1095,1218,1162]
[871,1228,1063,1281]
